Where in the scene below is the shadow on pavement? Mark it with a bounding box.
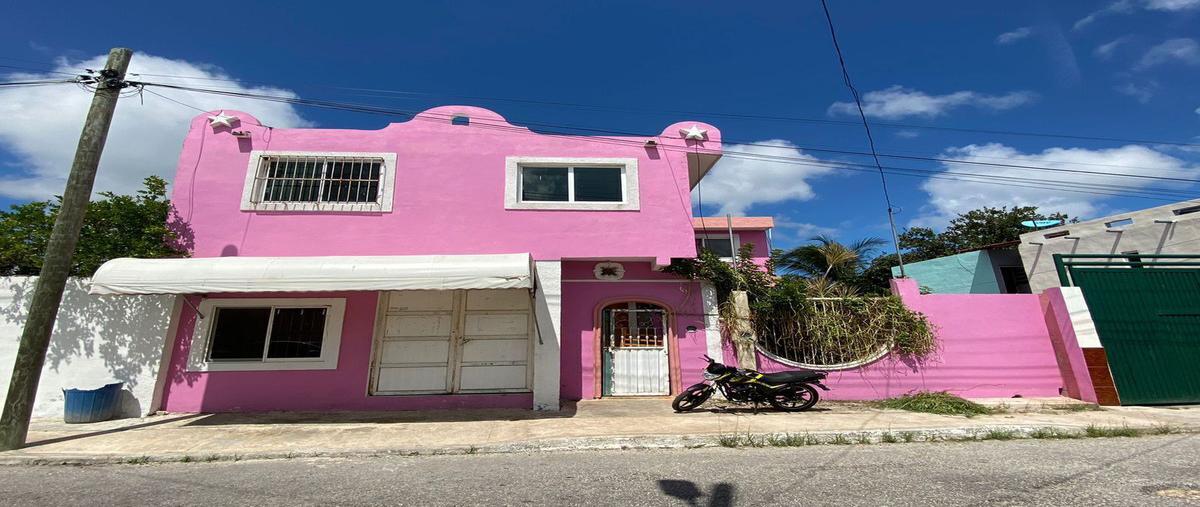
[21,413,204,449]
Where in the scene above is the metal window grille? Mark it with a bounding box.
[606,308,667,349]
[253,155,384,205]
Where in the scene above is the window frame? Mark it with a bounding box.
[504,157,639,211]
[187,297,346,372]
[695,233,740,261]
[240,151,398,213]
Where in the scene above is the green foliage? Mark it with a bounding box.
[666,242,937,366]
[0,176,189,276]
[777,235,884,282]
[751,277,937,365]
[899,206,1074,263]
[875,392,994,417]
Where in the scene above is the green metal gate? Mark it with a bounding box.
[1056,254,1200,405]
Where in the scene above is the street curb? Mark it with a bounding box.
[1,424,1195,466]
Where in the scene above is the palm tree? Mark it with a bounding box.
[778,235,885,282]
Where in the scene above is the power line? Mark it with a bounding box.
[819,0,906,275]
[120,67,1200,148]
[8,53,1200,148]
[135,80,1200,186]
[137,83,1199,205]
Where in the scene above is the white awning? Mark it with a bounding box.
[89,254,534,295]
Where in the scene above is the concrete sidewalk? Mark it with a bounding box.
[3,397,1198,465]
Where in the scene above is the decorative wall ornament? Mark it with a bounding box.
[593,262,625,280]
[208,111,238,129]
[680,125,707,140]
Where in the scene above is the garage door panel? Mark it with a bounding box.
[385,314,452,337]
[466,289,529,311]
[387,290,454,312]
[461,339,528,363]
[376,366,449,392]
[459,365,527,391]
[380,340,450,364]
[464,313,528,336]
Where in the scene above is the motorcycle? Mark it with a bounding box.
[672,355,829,412]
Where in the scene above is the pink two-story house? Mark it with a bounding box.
[89,105,774,412]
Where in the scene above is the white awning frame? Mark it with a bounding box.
[89,254,535,295]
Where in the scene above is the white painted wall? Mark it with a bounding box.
[1018,199,1200,293]
[532,261,562,411]
[0,277,174,419]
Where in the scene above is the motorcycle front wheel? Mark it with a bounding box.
[672,383,713,412]
[768,384,820,412]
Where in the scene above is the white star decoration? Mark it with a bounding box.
[680,125,707,141]
[208,111,238,129]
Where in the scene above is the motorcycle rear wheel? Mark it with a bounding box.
[672,384,713,412]
[768,384,820,412]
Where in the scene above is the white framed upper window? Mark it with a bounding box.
[695,233,740,260]
[187,298,346,372]
[240,151,398,212]
[504,157,639,211]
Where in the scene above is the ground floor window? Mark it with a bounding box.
[187,298,346,372]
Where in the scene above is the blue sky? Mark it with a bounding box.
[2,1,1199,251]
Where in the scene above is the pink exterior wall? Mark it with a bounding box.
[171,106,720,264]
[559,261,710,400]
[160,291,531,412]
[752,278,1066,399]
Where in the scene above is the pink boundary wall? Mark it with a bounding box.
[751,278,1067,400]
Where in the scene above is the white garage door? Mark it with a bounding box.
[371,289,532,395]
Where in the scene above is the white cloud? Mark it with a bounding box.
[1074,1,1135,31]
[771,218,838,247]
[1135,38,1200,70]
[0,53,310,200]
[995,26,1033,45]
[1094,37,1130,59]
[694,140,837,216]
[913,143,1199,226]
[1115,80,1160,102]
[1145,0,1200,10]
[828,86,1035,120]
[1076,0,1200,30]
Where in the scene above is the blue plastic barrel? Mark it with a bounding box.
[62,382,123,423]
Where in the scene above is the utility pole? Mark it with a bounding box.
[0,48,132,450]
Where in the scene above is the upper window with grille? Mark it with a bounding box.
[240,151,398,212]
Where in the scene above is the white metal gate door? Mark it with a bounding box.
[607,306,669,396]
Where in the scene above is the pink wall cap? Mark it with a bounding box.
[890,277,920,300]
[693,217,774,231]
[411,105,520,128]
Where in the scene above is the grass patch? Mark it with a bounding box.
[855,434,872,444]
[124,456,151,465]
[1054,403,1103,412]
[880,432,899,444]
[765,433,819,447]
[981,429,1016,441]
[1029,427,1083,440]
[875,392,994,417]
[718,433,766,448]
[900,431,917,443]
[1085,425,1141,438]
[830,434,852,445]
[1150,424,1176,435]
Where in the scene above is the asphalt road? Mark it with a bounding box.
[2,436,1199,506]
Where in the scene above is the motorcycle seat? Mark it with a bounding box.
[758,370,825,384]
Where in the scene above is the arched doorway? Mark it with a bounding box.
[599,301,671,396]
